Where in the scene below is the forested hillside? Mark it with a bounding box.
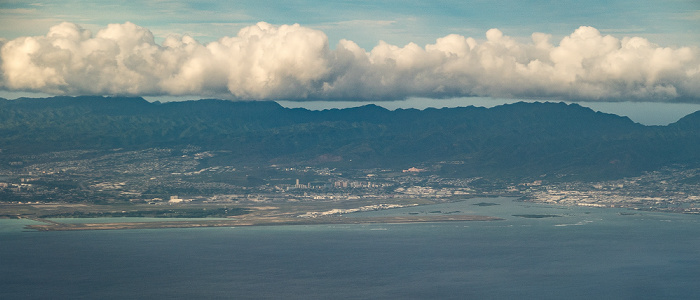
[1,96,698,180]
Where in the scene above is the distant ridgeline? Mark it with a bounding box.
[1,96,699,180]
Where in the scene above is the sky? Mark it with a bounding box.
[1,0,699,124]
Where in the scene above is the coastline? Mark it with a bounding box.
[25,214,502,231]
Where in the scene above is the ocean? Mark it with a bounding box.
[2,197,699,299]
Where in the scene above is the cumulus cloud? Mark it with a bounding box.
[1,22,699,102]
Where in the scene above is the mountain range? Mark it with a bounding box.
[1,96,699,181]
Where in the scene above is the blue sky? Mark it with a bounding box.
[1,0,699,124]
[2,0,698,48]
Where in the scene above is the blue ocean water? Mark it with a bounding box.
[2,197,700,299]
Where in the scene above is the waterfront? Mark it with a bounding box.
[2,197,700,299]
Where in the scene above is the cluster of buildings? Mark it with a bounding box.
[520,167,700,213]
[2,147,700,215]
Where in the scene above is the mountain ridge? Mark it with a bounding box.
[0,96,698,181]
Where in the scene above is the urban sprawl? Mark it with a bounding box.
[2,148,700,215]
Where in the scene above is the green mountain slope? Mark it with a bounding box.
[0,96,698,180]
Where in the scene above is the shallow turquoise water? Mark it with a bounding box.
[44,217,230,224]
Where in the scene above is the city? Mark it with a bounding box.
[2,147,700,219]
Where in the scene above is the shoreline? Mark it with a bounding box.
[24,214,503,231]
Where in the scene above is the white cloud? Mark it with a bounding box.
[1,22,699,102]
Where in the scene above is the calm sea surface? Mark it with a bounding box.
[2,197,699,299]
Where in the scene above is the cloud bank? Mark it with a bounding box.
[1,22,699,102]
